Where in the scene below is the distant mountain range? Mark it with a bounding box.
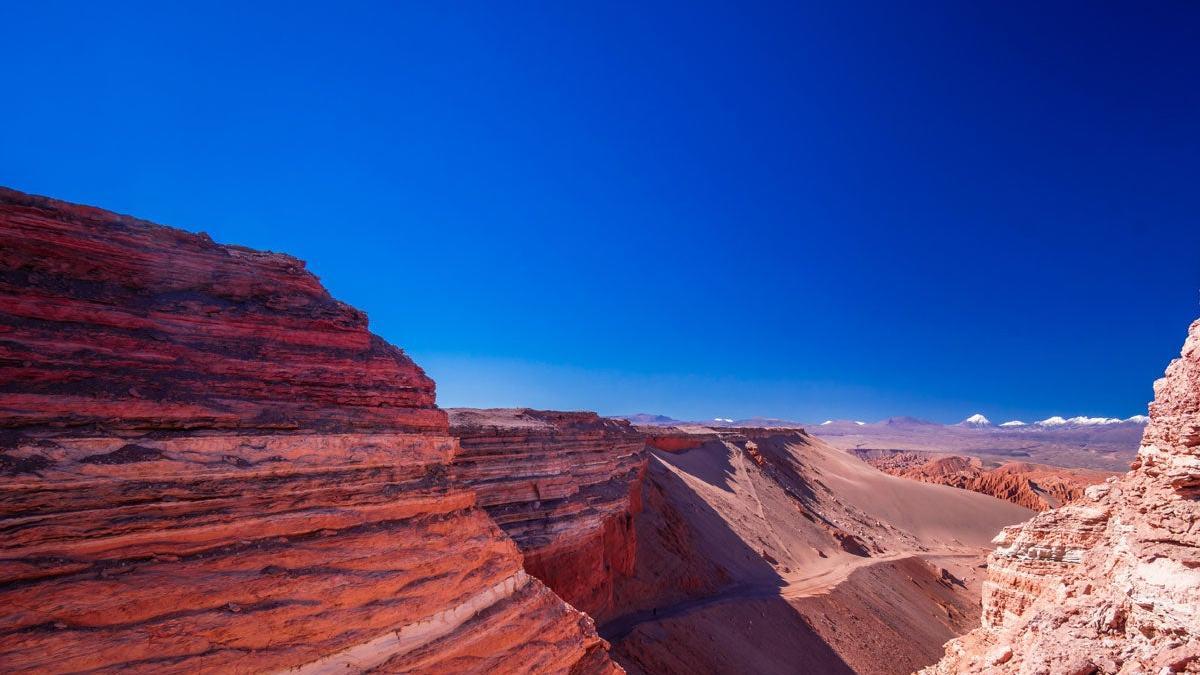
[615,411,1148,431]
[617,413,684,426]
[613,412,1148,471]
[614,413,809,428]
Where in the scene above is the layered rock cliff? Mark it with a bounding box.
[0,188,617,673]
[448,409,645,622]
[925,317,1200,674]
[851,450,1115,511]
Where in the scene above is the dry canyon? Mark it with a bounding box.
[1,187,1196,674]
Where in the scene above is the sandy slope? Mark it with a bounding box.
[650,430,1029,574]
[606,429,1032,674]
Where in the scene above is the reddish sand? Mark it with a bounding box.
[603,428,1033,674]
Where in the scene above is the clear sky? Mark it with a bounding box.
[3,2,1198,423]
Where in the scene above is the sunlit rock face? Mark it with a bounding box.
[448,408,647,623]
[0,188,618,674]
[925,317,1200,674]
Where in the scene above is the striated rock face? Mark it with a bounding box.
[448,408,646,622]
[639,426,714,453]
[980,502,1112,629]
[926,317,1200,674]
[0,188,618,674]
[0,190,444,435]
[851,449,1115,511]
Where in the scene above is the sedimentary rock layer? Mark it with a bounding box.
[0,187,443,434]
[449,408,645,622]
[0,188,617,674]
[851,449,1115,511]
[639,426,713,453]
[925,318,1200,674]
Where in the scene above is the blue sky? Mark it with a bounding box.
[3,2,1198,423]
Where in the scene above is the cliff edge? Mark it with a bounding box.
[924,317,1200,674]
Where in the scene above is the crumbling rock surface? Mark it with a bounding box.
[851,449,1115,511]
[925,318,1200,674]
[448,408,646,622]
[0,188,618,674]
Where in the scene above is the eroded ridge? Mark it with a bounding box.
[925,318,1200,674]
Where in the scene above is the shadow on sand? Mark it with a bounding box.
[601,447,854,675]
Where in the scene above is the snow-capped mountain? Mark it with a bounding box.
[957,413,993,427]
[1032,415,1145,428]
[1067,416,1122,425]
[810,412,1149,472]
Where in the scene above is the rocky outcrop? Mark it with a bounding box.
[852,449,1115,511]
[0,188,618,673]
[925,317,1200,674]
[448,409,645,622]
[979,501,1112,630]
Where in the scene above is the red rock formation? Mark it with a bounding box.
[925,317,1200,674]
[0,190,443,435]
[448,408,645,622]
[852,449,1115,511]
[0,188,618,674]
[640,427,712,453]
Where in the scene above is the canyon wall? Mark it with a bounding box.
[0,188,617,674]
[448,409,645,622]
[925,317,1200,674]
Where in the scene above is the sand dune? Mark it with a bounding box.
[605,428,1033,674]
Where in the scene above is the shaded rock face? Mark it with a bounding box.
[925,317,1200,674]
[851,449,1115,511]
[448,408,646,623]
[0,188,617,674]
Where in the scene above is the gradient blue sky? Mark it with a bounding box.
[3,2,1198,423]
